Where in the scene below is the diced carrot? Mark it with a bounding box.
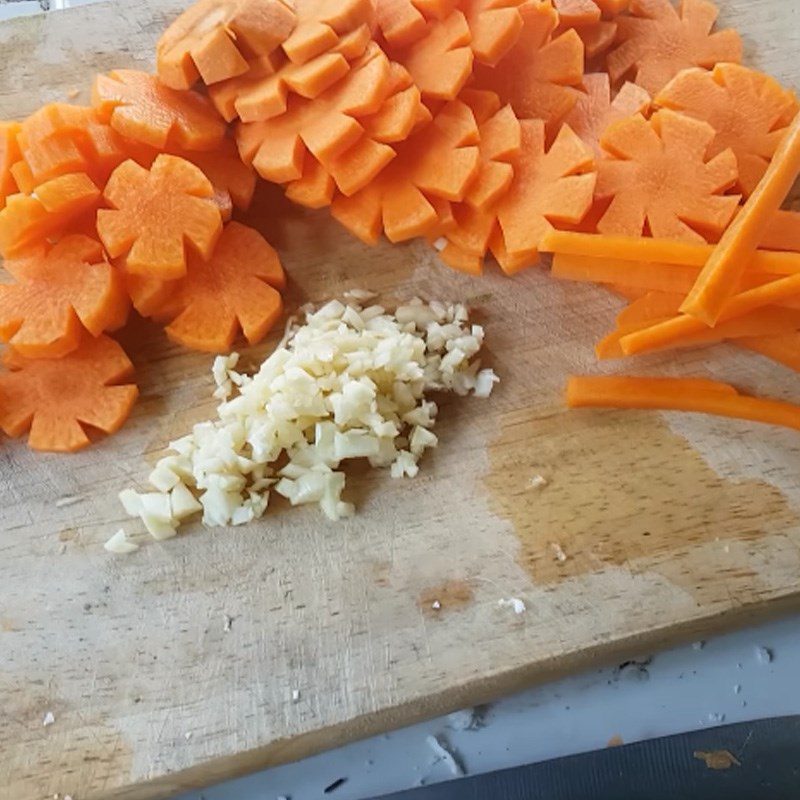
[606,0,742,96]
[655,64,799,197]
[0,235,128,359]
[681,111,800,324]
[97,155,222,280]
[760,210,800,253]
[0,333,139,452]
[1,122,22,208]
[0,173,100,258]
[471,0,584,132]
[156,0,297,89]
[92,70,227,151]
[563,74,650,157]
[596,109,740,242]
[135,222,285,353]
[737,333,800,373]
[331,99,480,243]
[282,0,375,65]
[553,0,601,26]
[566,375,800,433]
[375,0,431,47]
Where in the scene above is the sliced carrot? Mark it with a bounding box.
[553,0,601,26]
[737,333,800,373]
[563,74,650,157]
[284,155,336,208]
[331,99,480,243]
[0,173,100,258]
[606,0,742,96]
[655,64,800,197]
[0,333,138,452]
[97,155,222,280]
[566,375,800,433]
[360,64,430,143]
[596,109,739,242]
[0,235,128,359]
[461,0,526,67]
[571,19,617,60]
[92,69,226,151]
[133,222,286,353]
[760,210,800,253]
[282,0,375,65]
[385,10,474,101]
[471,0,584,132]
[156,0,297,89]
[376,0,431,47]
[681,110,800,324]
[1,122,22,208]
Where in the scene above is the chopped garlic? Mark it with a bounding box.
[104,529,139,555]
[121,295,496,539]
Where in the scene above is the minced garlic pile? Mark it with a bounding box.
[117,293,497,543]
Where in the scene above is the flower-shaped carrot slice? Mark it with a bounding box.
[461,0,526,66]
[132,222,286,353]
[92,70,227,151]
[596,109,740,241]
[282,0,375,65]
[607,0,742,96]
[0,235,128,359]
[655,64,800,197]
[331,99,481,243]
[563,73,650,156]
[0,172,100,258]
[157,0,297,89]
[471,0,584,132]
[1,122,22,208]
[553,0,601,26]
[97,154,222,279]
[0,333,138,452]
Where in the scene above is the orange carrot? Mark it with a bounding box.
[471,0,584,133]
[461,0,526,66]
[596,109,740,242]
[0,333,139,452]
[0,173,100,258]
[1,122,22,208]
[606,0,742,96]
[760,209,800,253]
[681,110,800,324]
[566,375,800,433]
[0,235,128,359]
[156,0,297,89]
[375,0,432,47]
[92,69,227,151]
[553,0,601,26]
[737,333,800,373]
[97,155,222,280]
[655,64,799,196]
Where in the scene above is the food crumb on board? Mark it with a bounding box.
[694,750,741,770]
[707,712,726,724]
[291,689,300,703]
[529,475,548,489]
[498,597,526,614]
[66,87,80,99]
[607,734,624,747]
[755,646,773,664]
[432,600,441,610]
[43,711,55,727]
[692,641,705,650]
[184,732,192,740]
[426,734,466,777]
[223,615,233,632]
[549,542,568,562]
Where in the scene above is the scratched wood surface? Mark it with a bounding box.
[2,1,800,798]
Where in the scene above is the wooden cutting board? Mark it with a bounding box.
[2,2,800,798]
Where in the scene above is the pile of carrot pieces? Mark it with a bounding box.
[1,0,800,453]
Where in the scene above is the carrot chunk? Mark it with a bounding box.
[606,0,742,96]
[0,235,128,359]
[566,375,800,433]
[681,111,800,324]
[1,122,22,208]
[92,70,227,151]
[97,155,222,280]
[0,334,139,452]
[596,109,740,242]
[656,64,799,197]
[156,0,297,89]
[471,0,584,132]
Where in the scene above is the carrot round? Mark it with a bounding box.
[156,0,297,90]
[566,375,800,433]
[681,110,800,325]
[596,109,740,242]
[0,121,22,208]
[92,69,226,152]
[97,155,222,280]
[606,0,742,96]
[0,333,139,452]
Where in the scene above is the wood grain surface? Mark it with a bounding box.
[1,2,800,798]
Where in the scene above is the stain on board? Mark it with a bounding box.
[418,580,475,617]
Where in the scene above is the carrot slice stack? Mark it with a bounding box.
[156,0,297,90]
[0,121,21,208]
[566,376,800,433]
[0,235,128,359]
[132,222,286,353]
[0,333,139,452]
[92,69,227,151]
[97,154,222,279]
[471,0,584,132]
[607,0,742,96]
[595,109,740,241]
[656,64,800,197]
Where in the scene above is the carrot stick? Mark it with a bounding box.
[737,333,800,373]
[566,376,800,433]
[681,111,800,324]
